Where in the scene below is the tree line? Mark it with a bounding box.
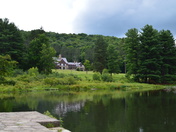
[0,18,176,84]
[0,18,56,75]
[125,25,176,84]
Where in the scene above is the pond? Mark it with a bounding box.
[0,89,176,132]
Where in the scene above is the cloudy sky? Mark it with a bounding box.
[0,0,176,37]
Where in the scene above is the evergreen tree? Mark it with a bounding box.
[125,28,140,80]
[107,44,120,74]
[29,27,45,40]
[139,25,161,83]
[125,25,176,84]
[159,30,176,83]
[93,36,108,74]
[0,18,26,69]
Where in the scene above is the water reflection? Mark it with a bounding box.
[54,101,85,116]
[0,90,176,132]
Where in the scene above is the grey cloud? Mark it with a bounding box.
[73,0,176,37]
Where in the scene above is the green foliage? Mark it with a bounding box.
[139,25,161,83]
[93,36,108,74]
[125,25,176,84]
[45,123,54,128]
[48,72,65,78]
[0,55,17,77]
[44,110,56,119]
[39,44,56,74]
[28,34,56,74]
[28,67,39,76]
[0,76,16,86]
[44,76,77,86]
[29,28,45,40]
[125,28,140,77]
[0,79,16,86]
[107,44,120,74]
[93,72,101,81]
[12,69,25,77]
[101,69,113,82]
[0,18,26,69]
[59,117,64,127]
[159,30,176,84]
[102,69,109,74]
[84,60,92,71]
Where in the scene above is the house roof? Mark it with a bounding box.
[61,58,68,64]
[53,55,84,68]
[57,58,68,64]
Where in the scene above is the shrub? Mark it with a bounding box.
[101,73,113,82]
[28,67,39,76]
[49,72,65,78]
[12,69,25,77]
[44,76,77,86]
[68,74,80,80]
[65,76,77,85]
[44,78,59,86]
[101,69,113,82]
[102,69,109,74]
[93,72,101,81]
[44,111,56,119]
[5,80,16,85]
[0,77,16,86]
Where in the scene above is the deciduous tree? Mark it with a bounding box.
[0,55,17,77]
[28,34,56,74]
[39,44,56,74]
[84,60,92,73]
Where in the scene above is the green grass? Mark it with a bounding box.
[0,69,164,92]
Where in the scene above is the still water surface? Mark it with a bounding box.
[0,89,176,132]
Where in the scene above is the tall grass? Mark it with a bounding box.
[0,69,164,91]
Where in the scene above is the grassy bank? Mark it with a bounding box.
[0,69,164,92]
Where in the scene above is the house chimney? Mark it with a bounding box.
[59,54,62,59]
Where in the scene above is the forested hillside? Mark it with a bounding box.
[1,18,176,84]
[20,29,126,72]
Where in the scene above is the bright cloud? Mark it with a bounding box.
[0,0,80,33]
[0,0,176,37]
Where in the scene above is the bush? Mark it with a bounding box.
[44,76,77,86]
[28,67,39,76]
[68,74,80,80]
[49,72,65,78]
[101,73,113,82]
[102,69,109,74]
[16,74,38,82]
[93,72,101,81]
[44,78,59,86]
[44,111,56,119]
[5,80,16,85]
[65,76,77,85]
[101,69,113,82]
[12,69,25,77]
[0,77,16,85]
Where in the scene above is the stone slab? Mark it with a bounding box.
[0,111,70,132]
